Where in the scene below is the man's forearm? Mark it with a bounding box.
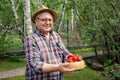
[41,63,59,73]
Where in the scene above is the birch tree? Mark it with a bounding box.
[70,8,74,32]
[57,0,67,32]
[9,0,24,42]
[24,0,33,35]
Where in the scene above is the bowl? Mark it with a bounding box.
[66,60,86,70]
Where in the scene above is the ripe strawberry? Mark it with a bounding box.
[73,54,79,62]
[66,54,82,62]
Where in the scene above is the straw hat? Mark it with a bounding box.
[31,5,58,23]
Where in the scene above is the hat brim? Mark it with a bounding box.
[31,9,58,23]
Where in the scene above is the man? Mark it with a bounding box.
[24,5,82,80]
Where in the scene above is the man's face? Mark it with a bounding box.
[35,12,54,34]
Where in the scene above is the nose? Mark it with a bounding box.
[46,20,50,23]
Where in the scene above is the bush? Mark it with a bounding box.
[102,63,120,80]
[0,34,22,57]
[0,34,11,56]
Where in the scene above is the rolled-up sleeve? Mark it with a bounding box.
[23,36,44,73]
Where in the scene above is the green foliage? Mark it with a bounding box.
[0,1,119,80]
[0,34,11,56]
[102,64,120,80]
[76,0,120,63]
[0,0,13,24]
[0,34,22,57]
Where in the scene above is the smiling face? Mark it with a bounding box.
[35,12,54,34]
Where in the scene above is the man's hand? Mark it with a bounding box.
[57,63,76,74]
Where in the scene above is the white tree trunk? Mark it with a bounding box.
[9,0,24,42]
[57,0,67,32]
[24,0,33,35]
[70,9,74,32]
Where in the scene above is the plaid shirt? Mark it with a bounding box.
[23,28,70,80]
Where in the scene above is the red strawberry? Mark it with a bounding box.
[66,54,82,62]
[73,54,79,62]
[66,54,74,62]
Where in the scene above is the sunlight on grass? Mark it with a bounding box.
[70,48,94,55]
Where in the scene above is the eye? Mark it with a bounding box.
[37,17,53,22]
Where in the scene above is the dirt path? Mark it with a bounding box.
[0,67,25,79]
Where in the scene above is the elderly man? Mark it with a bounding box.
[23,5,82,80]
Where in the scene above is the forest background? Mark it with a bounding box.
[0,0,120,79]
[0,0,119,61]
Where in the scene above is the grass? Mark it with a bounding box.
[64,67,107,80]
[0,57,26,72]
[1,76,25,80]
[0,48,108,80]
[70,48,94,55]
[1,67,108,80]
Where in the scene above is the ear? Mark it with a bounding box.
[34,18,38,24]
[35,18,37,23]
